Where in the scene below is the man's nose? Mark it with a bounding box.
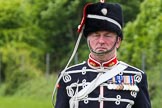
[98,35,105,43]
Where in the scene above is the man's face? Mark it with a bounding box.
[87,31,121,55]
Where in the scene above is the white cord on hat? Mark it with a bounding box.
[52,26,84,108]
[87,14,122,29]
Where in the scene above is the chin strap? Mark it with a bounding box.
[52,26,84,108]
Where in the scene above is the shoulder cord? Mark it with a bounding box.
[52,26,84,107]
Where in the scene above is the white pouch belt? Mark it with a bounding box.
[70,62,128,108]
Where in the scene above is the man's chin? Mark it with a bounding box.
[93,50,108,55]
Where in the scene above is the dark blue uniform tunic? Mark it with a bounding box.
[55,57,151,108]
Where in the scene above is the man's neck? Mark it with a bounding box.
[90,52,116,63]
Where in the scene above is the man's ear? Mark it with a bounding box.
[116,37,122,49]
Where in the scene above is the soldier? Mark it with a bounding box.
[53,1,151,108]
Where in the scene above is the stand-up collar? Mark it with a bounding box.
[88,54,118,68]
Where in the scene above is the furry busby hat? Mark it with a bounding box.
[78,2,124,40]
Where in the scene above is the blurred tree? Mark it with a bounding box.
[119,0,162,69]
[41,0,83,72]
[0,0,49,84]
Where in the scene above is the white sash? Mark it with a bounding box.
[69,62,127,108]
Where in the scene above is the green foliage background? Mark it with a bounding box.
[0,0,162,107]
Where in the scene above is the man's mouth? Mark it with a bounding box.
[96,47,107,50]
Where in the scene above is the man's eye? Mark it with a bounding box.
[93,34,100,37]
[105,35,111,37]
